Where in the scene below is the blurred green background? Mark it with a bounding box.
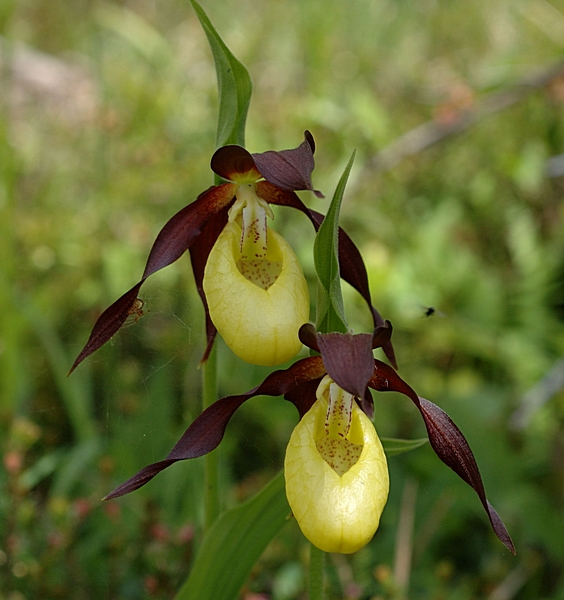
[1,0,564,598]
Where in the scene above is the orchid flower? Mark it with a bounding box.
[101,322,515,555]
[70,132,395,372]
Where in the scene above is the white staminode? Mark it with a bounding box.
[229,183,281,290]
[315,375,363,476]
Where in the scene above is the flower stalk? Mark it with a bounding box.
[308,543,325,600]
[202,343,219,531]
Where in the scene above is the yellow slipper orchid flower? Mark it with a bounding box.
[71,132,398,373]
[102,323,514,556]
[204,218,309,365]
[285,375,389,553]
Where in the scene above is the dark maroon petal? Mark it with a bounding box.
[189,206,230,363]
[368,361,515,554]
[211,145,261,182]
[102,459,175,500]
[68,283,143,375]
[142,184,236,279]
[70,185,236,374]
[256,181,312,212]
[317,332,374,398]
[103,393,250,501]
[308,210,397,369]
[103,356,326,500]
[252,131,324,197]
[418,398,515,553]
[257,181,397,369]
[258,355,326,397]
[298,323,320,352]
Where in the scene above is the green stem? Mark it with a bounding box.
[309,542,325,600]
[202,343,219,531]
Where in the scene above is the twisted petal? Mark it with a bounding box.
[257,182,396,368]
[285,396,389,553]
[368,360,515,554]
[203,222,310,366]
[141,184,237,279]
[69,184,236,374]
[103,356,326,500]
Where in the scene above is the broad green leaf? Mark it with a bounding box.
[175,471,290,600]
[314,152,356,335]
[382,437,428,456]
[189,0,252,148]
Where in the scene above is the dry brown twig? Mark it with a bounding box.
[365,59,564,174]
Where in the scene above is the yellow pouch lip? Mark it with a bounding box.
[285,397,389,554]
[203,222,310,366]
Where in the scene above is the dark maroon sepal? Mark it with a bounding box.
[299,324,384,416]
[211,146,261,182]
[368,361,515,554]
[253,131,324,197]
[317,332,374,399]
[103,357,326,500]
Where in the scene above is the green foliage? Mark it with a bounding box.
[2,0,564,598]
[381,437,428,456]
[188,0,252,149]
[176,471,289,600]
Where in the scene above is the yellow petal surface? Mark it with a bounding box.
[203,222,310,366]
[284,398,389,554]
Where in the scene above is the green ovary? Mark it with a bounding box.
[203,222,310,366]
[284,381,389,554]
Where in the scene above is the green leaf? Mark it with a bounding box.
[314,151,356,335]
[382,437,428,456]
[95,4,175,68]
[175,471,290,600]
[189,0,252,148]
[51,439,101,497]
[19,450,65,491]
